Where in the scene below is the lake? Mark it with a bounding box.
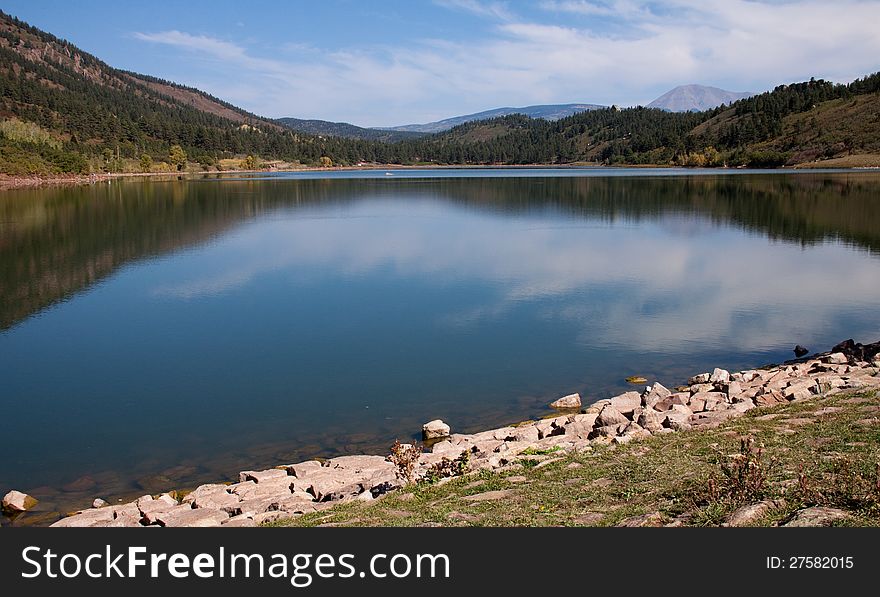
[2,168,880,524]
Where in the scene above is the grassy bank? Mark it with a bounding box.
[268,389,880,527]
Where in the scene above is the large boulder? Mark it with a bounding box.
[2,490,38,513]
[422,419,451,440]
[549,393,582,409]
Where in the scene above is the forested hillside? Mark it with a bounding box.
[1,10,879,176]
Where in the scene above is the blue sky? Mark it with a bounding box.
[4,0,880,126]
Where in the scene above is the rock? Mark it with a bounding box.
[574,512,605,525]
[92,498,109,509]
[550,393,582,409]
[157,508,229,528]
[723,381,743,399]
[690,410,738,428]
[709,368,731,384]
[642,382,671,408]
[582,399,611,414]
[663,411,691,431]
[636,409,665,432]
[143,504,193,526]
[422,419,451,440]
[654,393,688,411]
[50,507,116,527]
[592,424,626,438]
[2,490,38,513]
[253,511,288,525]
[616,512,664,527]
[182,484,231,505]
[462,489,516,502]
[609,391,641,416]
[222,514,257,528]
[285,461,323,478]
[625,376,648,384]
[508,426,540,444]
[597,404,630,427]
[693,391,726,411]
[794,345,809,358]
[731,399,756,413]
[725,500,781,527]
[824,352,848,365]
[689,383,715,394]
[783,507,850,527]
[192,490,240,512]
[240,469,288,484]
[688,373,711,385]
[784,380,816,401]
[755,391,786,407]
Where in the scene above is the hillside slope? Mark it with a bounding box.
[0,11,357,174]
[384,103,604,133]
[276,117,423,142]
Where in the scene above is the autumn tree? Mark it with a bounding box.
[169,144,187,171]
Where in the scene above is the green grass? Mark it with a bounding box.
[265,389,880,528]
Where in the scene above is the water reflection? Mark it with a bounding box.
[1,170,879,522]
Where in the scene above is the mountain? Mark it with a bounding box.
[647,85,755,112]
[1,10,879,174]
[0,10,370,175]
[382,103,605,133]
[275,117,424,142]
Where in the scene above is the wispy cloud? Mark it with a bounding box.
[432,0,514,20]
[132,1,880,125]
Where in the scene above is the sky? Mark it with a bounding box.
[3,0,880,127]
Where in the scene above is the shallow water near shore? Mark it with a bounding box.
[2,168,880,524]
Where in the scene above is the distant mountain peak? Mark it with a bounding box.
[379,103,605,134]
[647,85,755,112]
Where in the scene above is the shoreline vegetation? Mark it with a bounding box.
[3,159,880,191]
[4,339,878,528]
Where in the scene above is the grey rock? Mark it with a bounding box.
[92,498,109,509]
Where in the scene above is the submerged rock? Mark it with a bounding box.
[794,345,809,358]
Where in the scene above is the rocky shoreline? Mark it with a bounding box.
[4,340,878,528]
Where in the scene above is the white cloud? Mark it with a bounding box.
[132,1,880,125]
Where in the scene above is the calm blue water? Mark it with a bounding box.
[1,168,879,521]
